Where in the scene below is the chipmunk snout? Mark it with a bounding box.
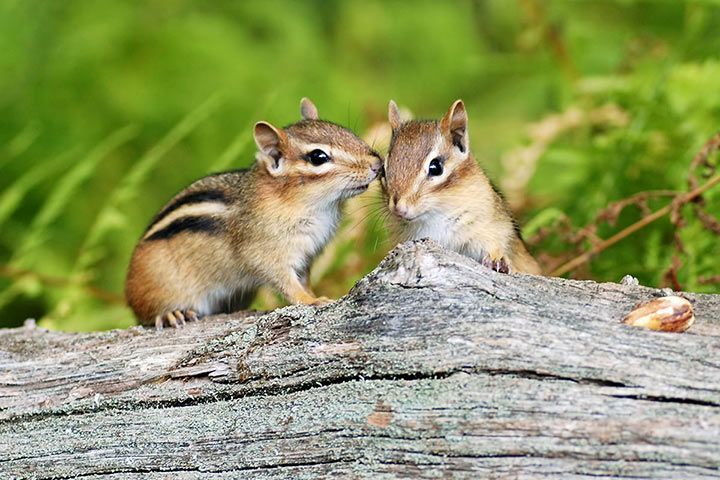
[365,155,383,182]
[389,195,414,220]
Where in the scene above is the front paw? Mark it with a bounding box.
[311,296,333,306]
[481,256,510,274]
[154,309,200,330]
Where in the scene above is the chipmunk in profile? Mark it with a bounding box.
[382,99,541,275]
[126,98,382,328]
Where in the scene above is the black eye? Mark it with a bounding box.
[306,149,330,166]
[428,157,444,176]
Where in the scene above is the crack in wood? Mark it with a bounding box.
[606,393,720,408]
[43,457,354,480]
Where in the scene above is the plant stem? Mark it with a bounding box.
[550,172,720,277]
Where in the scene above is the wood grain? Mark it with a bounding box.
[1,240,718,479]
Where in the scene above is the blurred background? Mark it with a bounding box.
[1,0,719,331]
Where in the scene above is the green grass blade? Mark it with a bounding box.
[0,123,41,170]
[209,132,253,173]
[12,126,139,267]
[0,149,76,228]
[0,127,138,313]
[209,91,277,172]
[72,93,224,278]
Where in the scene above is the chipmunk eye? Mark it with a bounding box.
[428,157,444,177]
[306,149,330,166]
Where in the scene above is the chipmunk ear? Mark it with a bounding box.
[254,121,287,176]
[388,100,402,130]
[440,99,468,153]
[300,97,319,120]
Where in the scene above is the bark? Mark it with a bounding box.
[1,240,719,479]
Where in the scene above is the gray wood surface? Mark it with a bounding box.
[1,240,719,479]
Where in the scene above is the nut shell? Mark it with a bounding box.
[622,296,694,333]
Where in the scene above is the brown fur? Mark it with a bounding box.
[126,99,382,327]
[383,100,542,275]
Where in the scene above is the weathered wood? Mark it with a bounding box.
[1,240,719,479]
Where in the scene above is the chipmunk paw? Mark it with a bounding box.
[312,296,333,306]
[481,256,510,274]
[154,309,200,330]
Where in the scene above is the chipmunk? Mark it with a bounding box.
[126,98,382,328]
[382,99,542,275]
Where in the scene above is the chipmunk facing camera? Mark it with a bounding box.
[382,99,541,275]
[126,98,382,328]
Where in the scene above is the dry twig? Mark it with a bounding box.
[550,132,720,279]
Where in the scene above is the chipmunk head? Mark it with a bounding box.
[253,98,382,203]
[382,99,472,221]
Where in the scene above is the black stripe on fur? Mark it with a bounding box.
[146,215,223,241]
[146,189,228,232]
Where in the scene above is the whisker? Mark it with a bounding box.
[346,212,380,234]
[346,203,391,233]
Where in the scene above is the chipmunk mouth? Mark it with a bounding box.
[397,213,420,221]
[347,183,370,194]
[392,207,426,222]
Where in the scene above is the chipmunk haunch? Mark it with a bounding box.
[382,99,542,275]
[126,98,382,328]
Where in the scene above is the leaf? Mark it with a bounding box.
[523,208,568,238]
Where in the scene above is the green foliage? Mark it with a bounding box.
[0,0,719,331]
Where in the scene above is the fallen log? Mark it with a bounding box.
[1,240,719,479]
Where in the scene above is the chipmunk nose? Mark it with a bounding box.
[370,157,383,176]
[392,198,412,219]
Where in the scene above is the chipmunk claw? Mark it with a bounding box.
[494,258,510,274]
[154,309,200,330]
[481,256,510,274]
